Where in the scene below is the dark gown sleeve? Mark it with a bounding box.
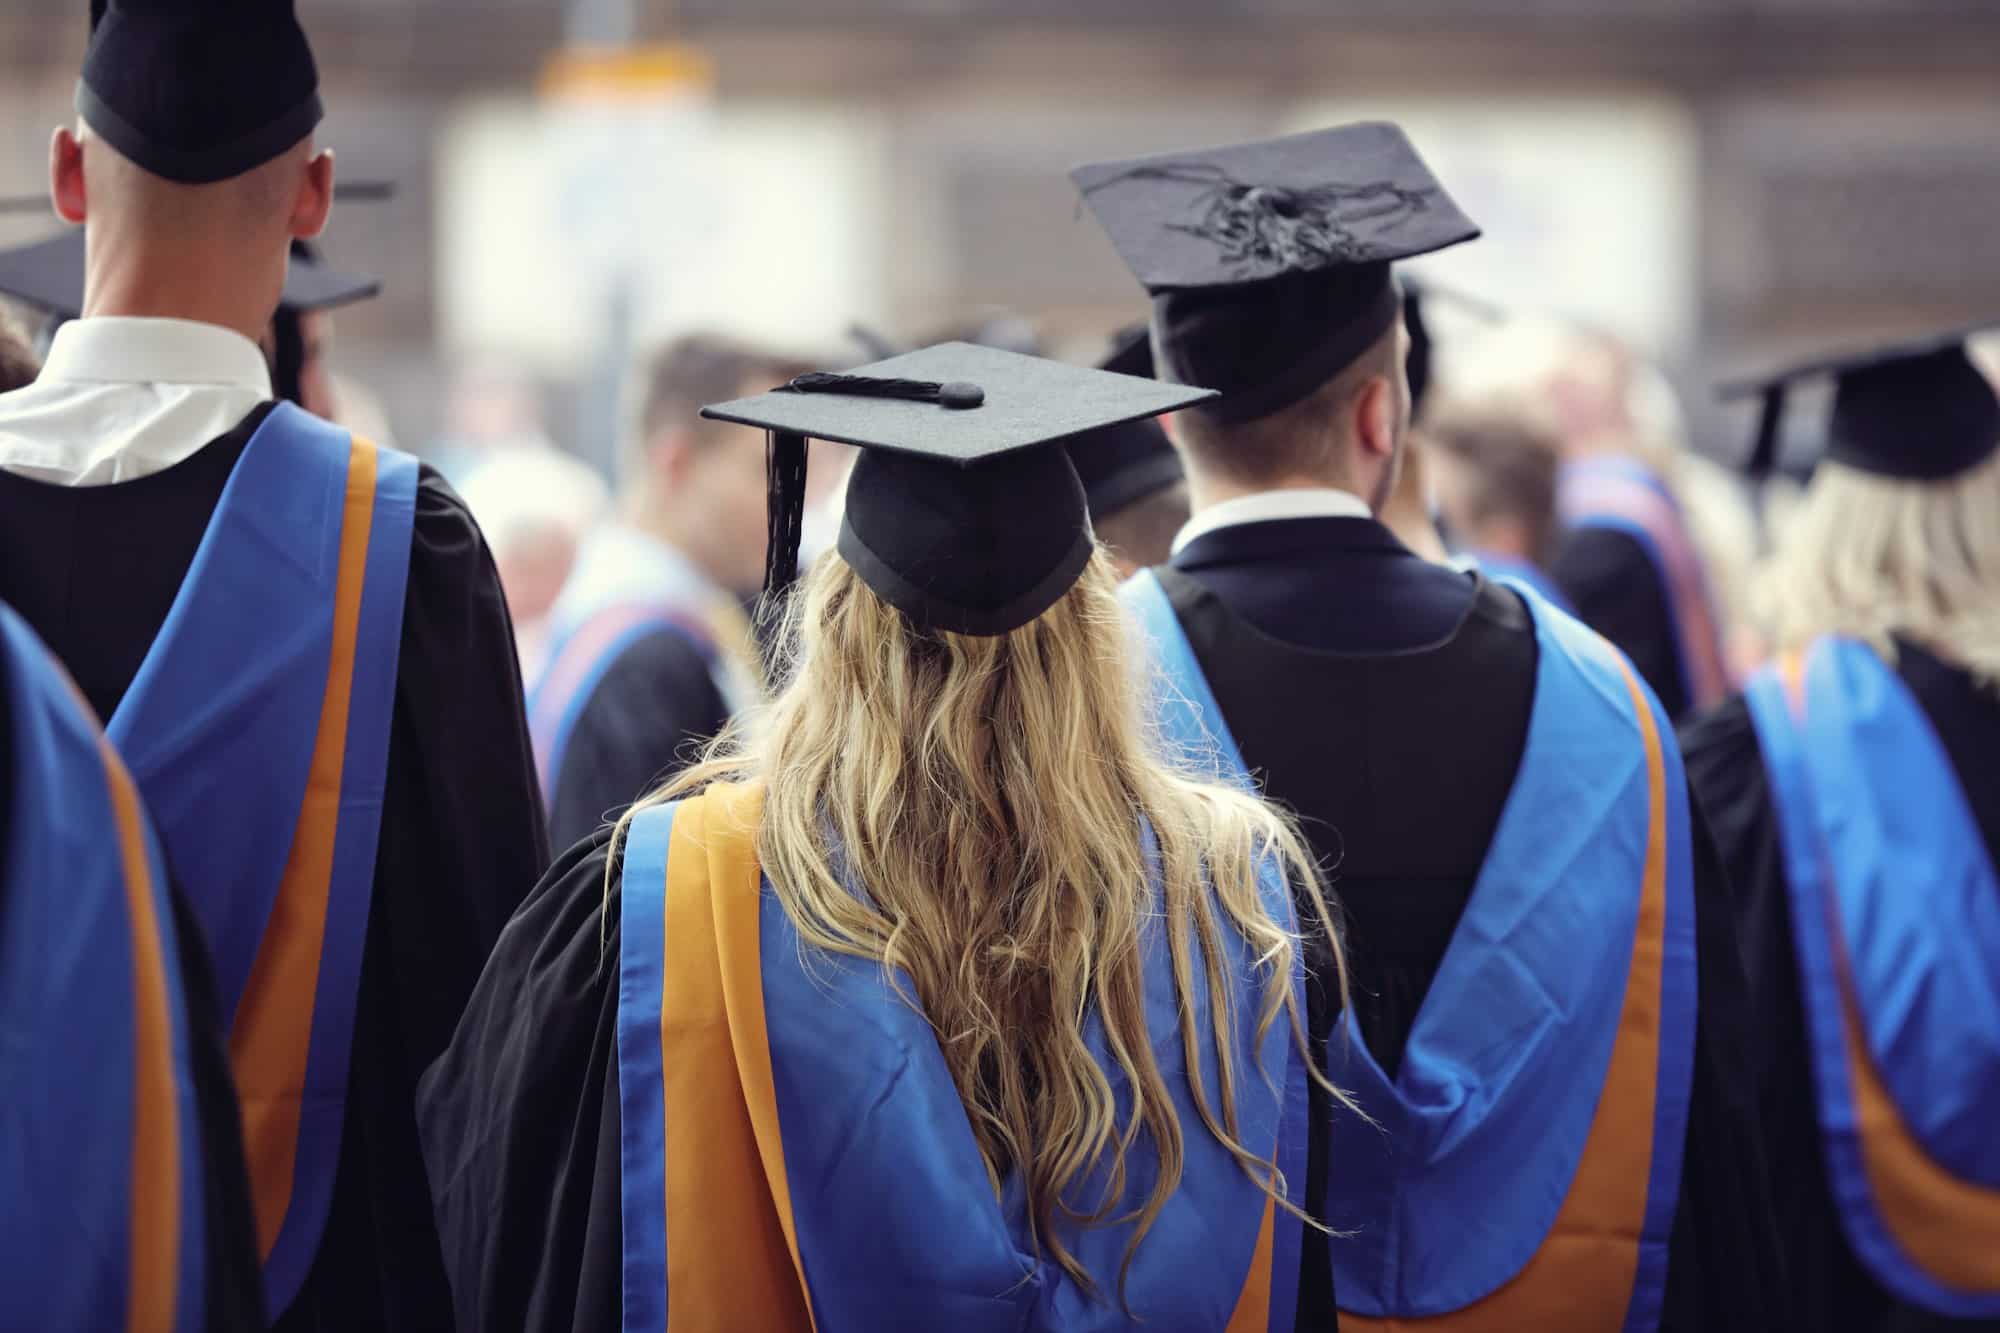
[547,628,731,850]
[168,876,270,1331]
[279,469,554,1332]
[1551,526,1690,720]
[1657,787,1794,1332]
[416,830,626,1333]
[1678,701,1996,1333]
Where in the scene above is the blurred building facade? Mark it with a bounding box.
[1,0,1996,464]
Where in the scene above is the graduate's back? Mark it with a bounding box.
[419,349,1342,1330]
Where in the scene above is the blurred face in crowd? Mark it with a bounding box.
[640,374,777,600]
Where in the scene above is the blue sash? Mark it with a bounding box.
[1558,457,1731,712]
[616,784,1309,1330]
[1746,638,2000,1316]
[1,605,207,1332]
[527,601,718,806]
[105,402,417,1314]
[1472,553,1576,616]
[526,526,746,806]
[1122,571,1698,1329]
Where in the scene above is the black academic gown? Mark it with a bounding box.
[0,403,552,1332]
[0,634,267,1332]
[1551,524,1691,720]
[546,628,731,849]
[1681,640,2000,1333]
[1162,514,1788,1332]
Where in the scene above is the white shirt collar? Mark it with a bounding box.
[39,316,274,397]
[1170,487,1374,556]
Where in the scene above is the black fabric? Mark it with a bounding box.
[1151,267,1401,425]
[1724,333,2000,483]
[0,409,551,1331]
[545,626,731,850]
[1827,346,1999,481]
[79,0,322,186]
[1163,514,1787,1330]
[1550,523,1692,720]
[1065,418,1181,522]
[1681,642,2000,1333]
[837,441,1096,637]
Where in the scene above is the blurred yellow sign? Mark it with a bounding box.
[539,44,714,102]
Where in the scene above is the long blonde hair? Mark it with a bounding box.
[612,549,1346,1295]
[1752,451,2000,685]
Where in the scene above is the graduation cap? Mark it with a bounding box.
[78,0,322,186]
[1073,122,1480,426]
[1064,324,1184,523]
[1720,325,2000,482]
[702,341,1215,636]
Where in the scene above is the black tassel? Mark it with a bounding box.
[763,430,809,606]
[780,372,984,409]
[1748,385,1786,481]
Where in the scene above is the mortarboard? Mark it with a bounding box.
[1072,122,1480,426]
[702,341,1214,636]
[1720,325,1999,482]
[1064,324,1184,523]
[79,0,322,186]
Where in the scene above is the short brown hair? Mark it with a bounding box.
[1167,322,1400,489]
[1427,408,1562,562]
[0,314,40,394]
[622,333,801,484]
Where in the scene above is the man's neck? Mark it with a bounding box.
[83,239,277,347]
[619,501,725,590]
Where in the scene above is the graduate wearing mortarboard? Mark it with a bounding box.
[1064,325,1190,576]
[1542,331,1736,722]
[0,601,266,1331]
[1681,333,2000,1332]
[0,4,549,1328]
[1074,122,1785,1331]
[417,345,1343,1330]
[526,334,779,851]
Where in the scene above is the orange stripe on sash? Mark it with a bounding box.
[1224,1196,1277,1331]
[660,782,817,1332]
[103,741,182,1333]
[1344,657,1669,1331]
[1777,650,2000,1291]
[231,438,379,1257]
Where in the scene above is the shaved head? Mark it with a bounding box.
[51,123,333,342]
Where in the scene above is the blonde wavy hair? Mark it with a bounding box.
[1752,450,2000,685]
[613,548,1347,1297]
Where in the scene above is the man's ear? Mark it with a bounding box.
[289,149,335,240]
[50,126,87,225]
[1355,374,1398,462]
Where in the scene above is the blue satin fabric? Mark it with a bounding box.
[1746,638,2000,1316]
[617,793,1306,1331]
[1,604,206,1332]
[1474,553,1577,616]
[104,403,417,1313]
[1122,571,1696,1325]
